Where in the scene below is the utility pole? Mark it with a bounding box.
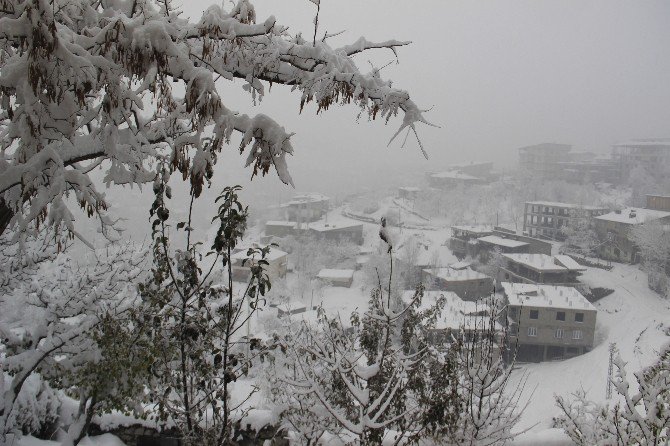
[606,342,617,399]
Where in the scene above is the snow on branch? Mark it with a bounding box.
[0,0,432,241]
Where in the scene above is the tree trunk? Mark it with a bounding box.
[0,198,12,238]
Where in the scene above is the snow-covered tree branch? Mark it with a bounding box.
[0,0,432,241]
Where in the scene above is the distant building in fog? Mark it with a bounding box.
[281,193,330,222]
[612,139,670,179]
[518,143,618,183]
[523,201,609,241]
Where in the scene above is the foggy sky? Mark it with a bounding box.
[177,0,670,195]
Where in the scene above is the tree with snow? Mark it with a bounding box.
[0,229,146,444]
[560,207,600,258]
[630,220,670,297]
[555,345,670,445]
[136,180,275,445]
[0,0,433,243]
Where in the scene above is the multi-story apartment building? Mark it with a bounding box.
[523,201,609,241]
[594,207,670,263]
[502,283,597,362]
[497,254,585,287]
[612,138,670,179]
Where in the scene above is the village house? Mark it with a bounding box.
[497,253,585,287]
[281,193,330,223]
[398,186,421,200]
[421,267,494,301]
[450,225,552,260]
[501,282,597,362]
[646,194,670,212]
[230,246,288,282]
[594,207,670,263]
[427,170,488,188]
[316,269,355,288]
[523,201,609,241]
[308,221,364,245]
[449,225,494,258]
[264,220,297,238]
[402,290,502,357]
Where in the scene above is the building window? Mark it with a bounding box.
[573,330,583,340]
[529,309,539,319]
[555,328,564,339]
[575,312,584,323]
[528,327,537,337]
[556,311,566,321]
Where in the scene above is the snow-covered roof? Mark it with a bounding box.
[451,225,494,234]
[309,221,363,232]
[613,139,670,147]
[265,220,297,227]
[281,193,330,207]
[431,171,481,181]
[526,201,608,211]
[423,267,491,282]
[317,269,355,280]
[554,255,587,271]
[594,207,670,225]
[477,235,528,248]
[401,291,497,331]
[231,246,288,262]
[502,283,596,311]
[502,254,566,272]
[449,260,472,270]
[399,186,421,192]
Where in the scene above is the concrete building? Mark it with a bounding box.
[316,269,355,287]
[230,246,288,282]
[449,225,494,258]
[612,139,670,179]
[402,290,502,355]
[518,143,572,177]
[502,283,597,362]
[264,220,297,238]
[646,194,670,212]
[282,193,330,222]
[477,235,530,255]
[523,201,609,241]
[422,267,494,300]
[594,207,670,263]
[497,254,585,287]
[492,226,553,255]
[427,171,488,188]
[308,221,364,245]
[398,186,421,200]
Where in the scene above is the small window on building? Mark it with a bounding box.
[575,312,584,323]
[573,330,583,340]
[556,311,566,321]
[555,328,564,339]
[528,327,537,337]
[529,309,539,319]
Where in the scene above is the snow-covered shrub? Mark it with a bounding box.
[555,345,670,445]
[2,373,59,438]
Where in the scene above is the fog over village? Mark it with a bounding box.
[1,1,669,445]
